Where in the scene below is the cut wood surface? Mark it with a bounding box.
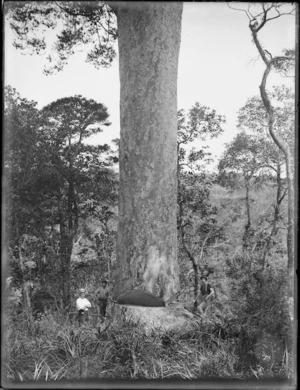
[116,289,165,307]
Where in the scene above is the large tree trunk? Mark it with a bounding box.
[114,2,183,303]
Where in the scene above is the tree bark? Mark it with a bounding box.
[58,194,72,310]
[245,180,251,228]
[261,161,286,268]
[114,2,183,302]
[251,26,294,329]
[18,246,33,327]
[243,179,252,249]
[285,150,294,286]
[259,60,294,297]
[178,184,199,312]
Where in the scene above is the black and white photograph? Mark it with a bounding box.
[2,1,297,388]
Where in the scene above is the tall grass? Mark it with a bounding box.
[4,298,292,383]
[4,307,245,382]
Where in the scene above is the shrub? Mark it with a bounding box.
[225,256,292,378]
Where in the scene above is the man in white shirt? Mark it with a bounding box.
[76,288,92,325]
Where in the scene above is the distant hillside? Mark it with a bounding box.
[210,182,288,265]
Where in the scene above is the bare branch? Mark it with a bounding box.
[265,10,294,23]
[279,187,288,204]
[198,231,212,262]
[247,4,254,19]
[210,239,230,249]
[178,162,197,173]
[227,2,251,20]
[97,19,116,39]
[256,4,295,32]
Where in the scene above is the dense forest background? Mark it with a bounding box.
[3,81,295,382]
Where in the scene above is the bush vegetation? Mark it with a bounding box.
[4,252,293,383]
[3,87,295,384]
[4,309,241,381]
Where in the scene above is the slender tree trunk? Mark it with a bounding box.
[178,195,199,312]
[250,28,295,365]
[114,2,183,302]
[17,245,34,329]
[252,28,294,287]
[59,178,78,310]
[177,164,200,312]
[192,263,200,312]
[261,162,285,268]
[104,220,112,278]
[260,64,294,295]
[179,226,199,312]
[285,150,294,287]
[245,180,251,228]
[58,195,72,310]
[243,180,252,249]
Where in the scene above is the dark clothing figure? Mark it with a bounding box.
[199,278,215,315]
[200,283,213,297]
[77,309,89,325]
[98,299,107,317]
[95,283,109,319]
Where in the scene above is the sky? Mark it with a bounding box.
[4,2,296,170]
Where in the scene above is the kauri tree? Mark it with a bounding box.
[6,1,184,303]
[114,2,183,301]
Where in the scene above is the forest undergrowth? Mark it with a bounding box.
[4,267,293,384]
[4,312,242,381]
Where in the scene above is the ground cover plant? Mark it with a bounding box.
[4,256,293,384]
[5,308,242,381]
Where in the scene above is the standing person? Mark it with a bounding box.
[199,276,215,315]
[95,280,109,320]
[76,288,92,325]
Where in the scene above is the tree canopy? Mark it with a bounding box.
[4,86,118,308]
[6,1,117,74]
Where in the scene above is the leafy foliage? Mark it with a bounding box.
[6,1,117,74]
[177,103,225,310]
[226,255,291,377]
[218,131,277,190]
[237,86,295,156]
[4,87,118,310]
[3,88,294,382]
[4,86,41,246]
[231,87,293,259]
